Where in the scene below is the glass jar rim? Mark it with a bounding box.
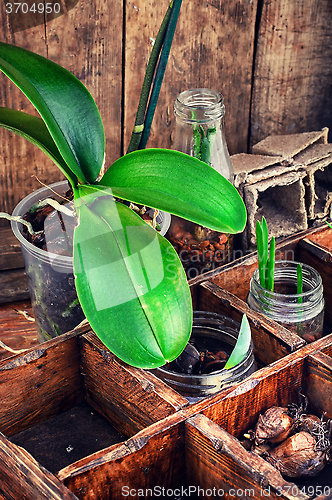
[174,88,225,122]
[251,260,323,300]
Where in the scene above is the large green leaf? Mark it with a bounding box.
[73,186,192,368]
[99,149,247,233]
[0,107,77,186]
[0,42,105,184]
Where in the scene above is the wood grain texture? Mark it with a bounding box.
[297,237,332,325]
[0,226,24,271]
[0,331,84,436]
[0,0,122,216]
[58,412,187,499]
[0,300,38,361]
[0,433,79,499]
[185,414,309,500]
[251,0,332,147]
[80,332,189,438]
[124,0,258,155]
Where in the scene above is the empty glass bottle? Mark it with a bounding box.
[168,88,234,279]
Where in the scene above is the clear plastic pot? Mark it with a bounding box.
[151,311,256,402]
[247,260,325,343]
[11,181,85,342]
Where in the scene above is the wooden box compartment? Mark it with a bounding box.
[190,223,332,341]
[190,280,305,368]
[185,334,332,500]
[0,326,190,499]
[199,224,330,304]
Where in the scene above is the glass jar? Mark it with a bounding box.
[168,89,234,279]
[247,261,325,343]
[151,311,256,402]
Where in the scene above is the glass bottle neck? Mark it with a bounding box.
[174,88,225,123]
[173,89,234,182]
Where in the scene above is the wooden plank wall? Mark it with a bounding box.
[0,0,331,217]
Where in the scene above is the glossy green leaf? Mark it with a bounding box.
[73,187,192,368]
[224,314,251,369]
[0,107,77,187]
[99,149,247,234]
[0,42,105,184]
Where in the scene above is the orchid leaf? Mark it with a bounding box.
[0,42,105,184]
[0,107,77,187]
[99,149,247,234]
[224,314,251,370]
[73,187,192,369]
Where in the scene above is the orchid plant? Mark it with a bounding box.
[0,30,246,369]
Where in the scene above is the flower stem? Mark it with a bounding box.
[126,1,174,154]
[138,0,183,150]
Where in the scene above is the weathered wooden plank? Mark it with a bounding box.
[251,0,332,147]
[0,330,85,436]
[58,411,187,499]
[184,344,332,500]
[306,352,332,419]
[124,0,258,155]
[0,432,79,500]
[0,0,123,216]
[0,300,38,361]
[80,332,189,438]
[0,226,24,271]
[297,237,332,325]
[0,268,29,303]
[185,414,309,500]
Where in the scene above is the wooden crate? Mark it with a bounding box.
[0,326,190,499]
[2,223,332,497]
[185,334,332,500]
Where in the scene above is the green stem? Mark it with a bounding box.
[267,236,275,292]
[297,262,303,336]
[256,219,267,289]
[139,0,183,150]
[126,1,173,154]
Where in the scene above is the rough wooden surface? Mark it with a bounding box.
[251,0,332,148]
[124,0,258,155]
[0,330,84,436]
[0,433,79,500]
[185,414,309,500]
[4,0,332,216]
[195,281,305,367]
[297,237,332,325]
[184,337,332,499]
[0,300,38,360]
[0,0,123,217]
[58,412,187,499]
[81,332,189,437]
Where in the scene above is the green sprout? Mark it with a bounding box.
[256,216,275,292]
